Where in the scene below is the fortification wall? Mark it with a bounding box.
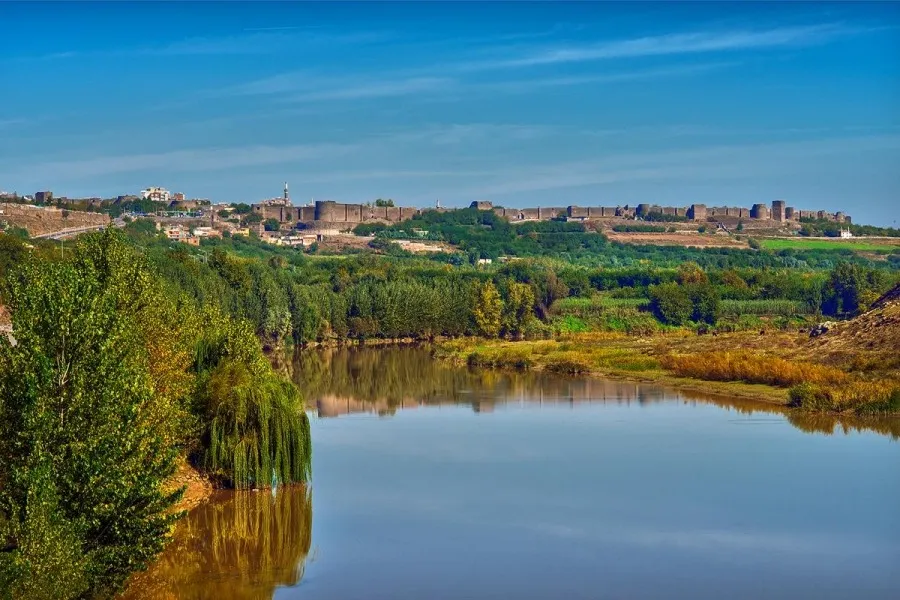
[0,202,110,236]
[255,198,850,229]
[750,204,769,220]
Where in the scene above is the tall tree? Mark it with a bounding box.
[0,255,181,598]
[473,281,503,337]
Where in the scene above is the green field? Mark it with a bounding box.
[759,238,898,252]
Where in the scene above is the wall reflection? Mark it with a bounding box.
[122,487,312,600]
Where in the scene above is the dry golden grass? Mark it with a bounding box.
[434,320,900,414]
[660,351,849,388]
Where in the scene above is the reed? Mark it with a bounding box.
[719,299,810,317]
[660,351,849,387]
[789,381,900,414]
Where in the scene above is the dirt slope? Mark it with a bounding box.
[811,284,900,354]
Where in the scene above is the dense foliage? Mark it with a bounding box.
[0,230,311,599]
[87,219,898,348]
[799,217,900,238]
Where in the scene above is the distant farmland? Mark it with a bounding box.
[759,238,899,252]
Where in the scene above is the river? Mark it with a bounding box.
[126,346,900,599]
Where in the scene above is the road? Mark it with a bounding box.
[31,220,125,240]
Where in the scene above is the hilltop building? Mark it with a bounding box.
[141,187,170,203]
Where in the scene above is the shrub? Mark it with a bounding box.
[789,382,900,414]
[788,383,834,411]
[544,353,593,374]
[649,282,692,326]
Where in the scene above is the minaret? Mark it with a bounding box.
[283,182,289,204]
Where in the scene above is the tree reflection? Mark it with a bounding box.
[122,486,312,600]
[293,346,899,438]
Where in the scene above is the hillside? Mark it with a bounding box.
[810,284,900,354]
[0,202,110,236]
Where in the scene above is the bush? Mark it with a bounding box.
[790,382,900,414]
[544,353,592,374]
[649,282,692,325]
[788,383,834,411]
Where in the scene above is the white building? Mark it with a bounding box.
[141,187,171,203]
[840,228,853,239]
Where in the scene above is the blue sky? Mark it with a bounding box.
[1,2,898,226]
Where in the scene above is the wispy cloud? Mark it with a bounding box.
[4,143,357,180]
[278,77,455,103]
[0,118,33,130]
[452,134,900,197]
[10,28,390,62]
[220,61,728,106]
[455,23,862,71]
[479,62,735,93]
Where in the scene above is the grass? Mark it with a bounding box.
[436,328,900,415]
[789,381,900,415]
[551,295,657,335]
[660,351,848,387]
[719,299,810,317]
[759,238,897,252]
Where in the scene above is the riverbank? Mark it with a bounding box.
[165,457,214,513]
[433,328,900,414]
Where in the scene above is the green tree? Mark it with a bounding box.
[0,257,181,598]
[688,283,720,325]
[502,281,535,337]
[374,198,395,207]
[473,281,503,337]
[649,282,693,326]
[677,262,708,286]
[822,262,868,316]
[263,218,281,232]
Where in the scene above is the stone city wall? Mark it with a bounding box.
[251,198,850,228]
[0,202,110,237]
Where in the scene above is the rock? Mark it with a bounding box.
[809,321,836,338]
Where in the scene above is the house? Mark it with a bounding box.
[164,224,187,240]
[141,187,171,203]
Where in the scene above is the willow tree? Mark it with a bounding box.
[199,359,311,490]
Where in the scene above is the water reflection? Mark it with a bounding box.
[289,346,899,438]
[122,487,312,600]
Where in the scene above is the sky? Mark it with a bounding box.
[1,2,898,226]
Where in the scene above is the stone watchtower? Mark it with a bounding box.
[687,204,707,222]
[750,204,769,220]
[771,200,786,222]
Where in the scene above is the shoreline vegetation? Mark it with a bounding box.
[433,327,900,417]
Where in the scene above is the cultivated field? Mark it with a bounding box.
[605,231,748,248]
[759,237,899,252]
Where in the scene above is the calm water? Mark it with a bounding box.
[127,347,900,600]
